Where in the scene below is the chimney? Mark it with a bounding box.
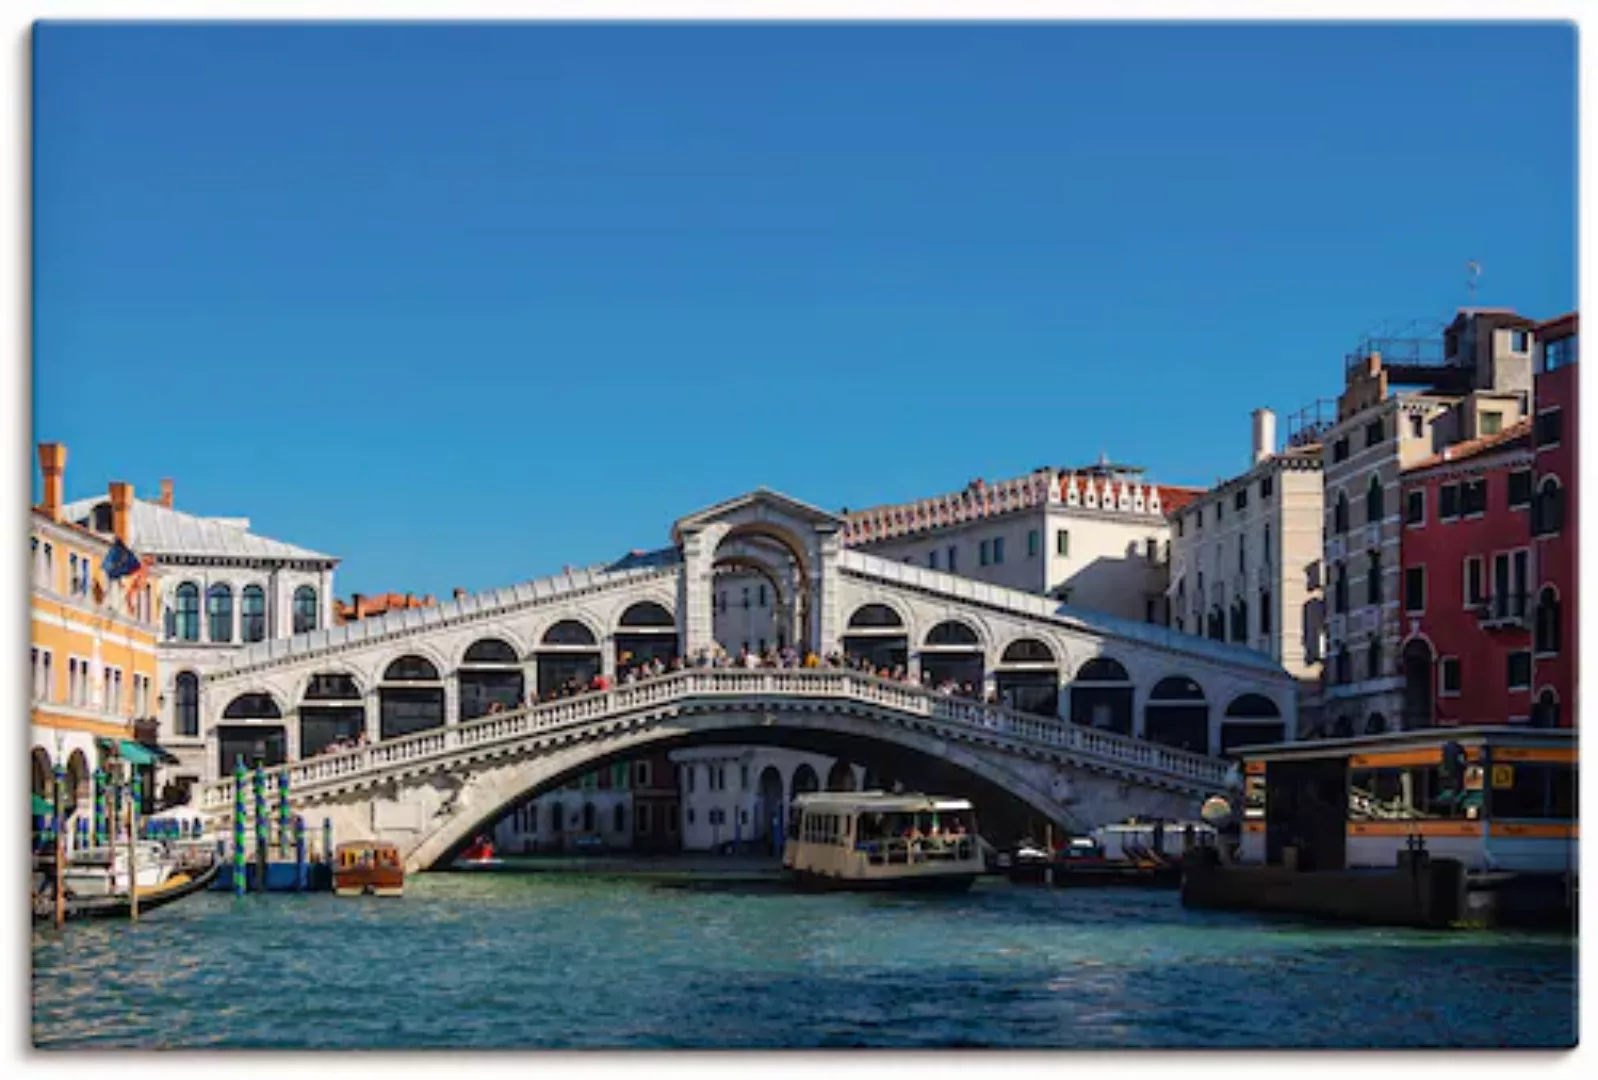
[158,479,174,508]
[1251,408,1277,465]
[37,443,66,520]
[453,588,467,601]
[108,481,135,542]
[351,592,365,618]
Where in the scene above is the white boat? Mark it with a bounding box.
[60,842,175,899]
[1091,819,1217,862]
[783,792,983,892]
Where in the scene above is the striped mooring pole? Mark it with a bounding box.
[278,772,292,858]
[92,768,107,847]
[232,756,247,897]
[253,763,268,893]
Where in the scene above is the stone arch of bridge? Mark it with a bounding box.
[398,707,1087,871]
[711,522,815,652]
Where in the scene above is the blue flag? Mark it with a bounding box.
[102,540,143,581]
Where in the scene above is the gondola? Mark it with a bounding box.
[33,859,221,923]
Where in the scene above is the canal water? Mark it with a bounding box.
[32,866,1576,1049]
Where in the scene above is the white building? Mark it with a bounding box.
[61,480,338,796]
[672,746,867,853]
[1166,408,1326,741]
[842,459,1201,624]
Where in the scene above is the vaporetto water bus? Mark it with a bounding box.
[1182,726,1577,930]
[783,792,984,892]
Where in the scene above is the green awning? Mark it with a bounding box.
[97,738,158,766]
[32,793,54,816]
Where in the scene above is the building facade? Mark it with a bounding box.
[1318,309,1535,737]
[1166,409,1326,740]
[30,443,165,820]
[1398,421,1536,728]
[1531,313,1578,728]
[60,478,339,794]
[843,461,1201,623]
[672,747,866,853]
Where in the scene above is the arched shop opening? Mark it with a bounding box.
[537,620,603,698]
[920,620,985,689]
[379,655,445,741]
[300,672,365,758]
[1069,657,1133,735]
[825,760,858,792]
[459,637,525,720]
[755,766,785,853]
[994,637,1060,716]
[218,692,287,773]
[1219,693,1284,756]
[841,603,909,671]
[1144,676,1210,754]
[615,602,678,670]
[791,763,820,799]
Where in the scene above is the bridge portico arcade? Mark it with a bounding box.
[195,490,1294,865]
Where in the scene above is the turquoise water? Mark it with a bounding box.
[32,869,1577,1049]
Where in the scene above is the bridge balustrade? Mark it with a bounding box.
[199,668,1233,816]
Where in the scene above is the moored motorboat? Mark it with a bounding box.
[59,842,175,899]
[34,858,221,923]
[333,841,405,897]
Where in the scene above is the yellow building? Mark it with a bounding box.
[30,442,165,822]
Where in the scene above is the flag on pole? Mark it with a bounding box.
[122,556,156,617]
[102,540,143,580]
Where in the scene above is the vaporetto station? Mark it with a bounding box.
[197,491,1297,870]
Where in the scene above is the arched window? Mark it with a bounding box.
[1535,587,1561,655]
[222,692,282,720]
[174,583,200,642]
[1367,639,1383,680]
[463,638,518,664]
[384,655,441,682]
[1334,492,1349,535]
[241,585,266,643]
[292,586,318,634]
[1076,657,1130,683]
[174,672,200,738]
[618,602,674,627]
[847,604,903,629]
[925,620,979,647]
[1000,638,1055,664]
[206,584,233,643]
[1365,713,1387,735]
[1534,477,1565,536]
[1533,689,1560,729]
[542,620,597,647]
[1365,474,1384,525]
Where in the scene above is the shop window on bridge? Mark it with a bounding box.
[301,671,365,758]
[1144,676,1209,755]
[921,620,984,689]
[1218,694,1283,756]
[537,620,601,698]
[292,586,319,634]
[1069,657,1133,736]
[379,654,444,740]
[616,602,678,670]
[996,636,1059,715]
[460,637,525,721]
[843,604,908,672]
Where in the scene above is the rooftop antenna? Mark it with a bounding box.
[1466,259,1482,306]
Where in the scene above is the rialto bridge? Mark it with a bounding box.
[196,491,1295,869]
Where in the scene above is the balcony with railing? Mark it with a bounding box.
[1343,323,1473,392]
[1473,592,1530,630]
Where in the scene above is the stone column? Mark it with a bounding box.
[284,710,301,763]
[814,529,842,657]
[444,674,460,726]
[365,690,380,744]
[678,529,720,660]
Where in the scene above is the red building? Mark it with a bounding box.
[628,751,682,853]
[1532,313,1578,727]
[1398,421,1535,727]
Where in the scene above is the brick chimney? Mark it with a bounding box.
[453,588,467,601]
[107,482,135,542]
[37,443,66,521]
[158,479,174,508]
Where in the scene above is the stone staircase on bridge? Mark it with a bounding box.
[199,668,1236,823]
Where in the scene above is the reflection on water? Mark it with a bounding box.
[32,873,1576,1049]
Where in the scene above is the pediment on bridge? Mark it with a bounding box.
[671,488,845,546]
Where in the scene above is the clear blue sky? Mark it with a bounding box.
[33,22,1577,599]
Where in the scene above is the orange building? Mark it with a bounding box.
[30,443,165,820]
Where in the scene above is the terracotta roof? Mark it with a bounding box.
[334,592,437,624]
[1404,418,1533,474]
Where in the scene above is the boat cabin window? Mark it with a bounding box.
[1489,762,1576,820]
[1348,764,1482,821]
[853,810,973,842]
